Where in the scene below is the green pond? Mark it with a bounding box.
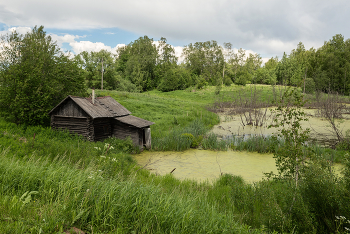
[134,149,278,183]
[134,150,343,183]
[212,108,350,147]
[134,108,347,183]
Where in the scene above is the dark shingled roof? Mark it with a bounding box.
[49,95,131,119]
[115,115,155,128]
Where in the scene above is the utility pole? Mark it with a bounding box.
[101,57,104,90]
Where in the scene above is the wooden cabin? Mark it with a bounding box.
[49,95,154,148]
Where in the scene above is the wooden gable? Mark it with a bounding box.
[50,98,89,118]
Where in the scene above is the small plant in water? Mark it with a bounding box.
[268,87,312,185]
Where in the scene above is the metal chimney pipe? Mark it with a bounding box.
[92,88,95,104]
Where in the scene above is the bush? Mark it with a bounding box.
[116,77,140,92]
[223,76,233,86]
[196,75,208,89]
[300,163,349,233]
[305,78,316,94]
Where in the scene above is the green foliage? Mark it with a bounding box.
[117,36,159,91]
[304,77,316,94]
[234,70,250,86]
[152,119,208,151]
[223,75,233,86]
[300,162,350,233]
[226,48,262,86]
[180,133,203,148]
[273,36,350,95]
[269,87,312,182]
[196,75,208,89]
[157,66,192,92]
[201,133,227,150]
[75,50,119,90]
[255,67,277,85]
[115,74,140,92]
[0,26,86,126]
[182,40,224,85]
[316,34,350,94]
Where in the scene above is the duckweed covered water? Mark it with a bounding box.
[135,149,344,183]
[212,108,350,146]
[134,149,278,183]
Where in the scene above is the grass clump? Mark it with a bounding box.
[151,119,208,151]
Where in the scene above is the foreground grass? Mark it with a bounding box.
[0,152,254,234]
[1,117,350,233]
[0,118,262,233]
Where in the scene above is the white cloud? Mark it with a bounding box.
[69,41,123,54]
[174,46,184,63]
[49,33,85,48]
[0,26,31,36]
[49,33,125,54]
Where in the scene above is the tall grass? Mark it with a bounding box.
[0,149,256,233]
[151,119,208,151]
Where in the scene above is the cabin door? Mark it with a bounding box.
[144,128,151,149]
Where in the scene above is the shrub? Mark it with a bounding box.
[304,78,316,94]
[196,75,208,89]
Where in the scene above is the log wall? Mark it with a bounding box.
[112,120,140,146]
[51,115,92,140]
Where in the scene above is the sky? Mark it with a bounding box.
[1,0,349,63]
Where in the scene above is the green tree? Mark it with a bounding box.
[264,56,279,70]
[255,57,278,85]
[122,36,158,91]
[75,50,118,90]
[228,48,246,84]
[225,48,262,86]
[155,37,179,89]
[275,52,294,85]
[222,42,234,86]
[182,40,224,85]
[314,34,350,94]
[0,26,86,126]
[245,52,262,84]
[255,67,277,85]
[158,66,192,92]
[269,87,311,185]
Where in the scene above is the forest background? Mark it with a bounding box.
[74,30,350,96]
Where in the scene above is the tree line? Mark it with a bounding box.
[1,26,350,125]
[74,33,350,95]
[74,37,264,92]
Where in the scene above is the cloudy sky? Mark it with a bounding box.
[1,0,349,62]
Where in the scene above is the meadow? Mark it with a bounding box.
[0,84,350,233]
